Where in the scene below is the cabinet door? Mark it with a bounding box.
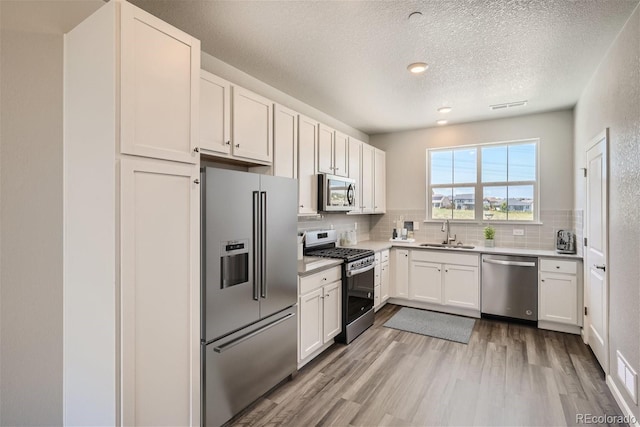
[410,261,442,303]
[199,70,231,155]
[374,285,381,309]
[348,139,363,213]
[299,288,323,360]
[120,2,199,164]
[361,144,375,214]
[297,115,318,215]
[540,273,578,324]
[120,158,200,426]
[323,281,342,342]
[273,104,298,178]
[444,265,479,309]
[374,263,382,287]
[232,86,273,163]
[317,124,334,174]
[334,131,349,177]
[381,261,390,301]
[374,149,386,213]
[394,249,409,298]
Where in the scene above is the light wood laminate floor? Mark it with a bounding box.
[230,304,624,426]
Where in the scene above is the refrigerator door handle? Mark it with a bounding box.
[252,191,260,301]
[213,312,295,353]
[260,191,267,298]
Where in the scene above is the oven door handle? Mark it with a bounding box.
[346,263,375,277]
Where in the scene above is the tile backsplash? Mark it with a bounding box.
[299,210,583,252]
[298,213,371,243]
[369,209,582,251]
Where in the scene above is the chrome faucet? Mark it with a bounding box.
[441,220,456,244]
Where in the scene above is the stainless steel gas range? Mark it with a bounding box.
[304,230,375,343]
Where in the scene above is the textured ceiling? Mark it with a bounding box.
[130,0,639,135]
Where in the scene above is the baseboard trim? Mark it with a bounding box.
[606,374,640,427]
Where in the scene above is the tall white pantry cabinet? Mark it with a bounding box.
[64,1,200,426]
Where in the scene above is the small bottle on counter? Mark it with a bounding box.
[392,228,397,239]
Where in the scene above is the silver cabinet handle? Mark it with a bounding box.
[483,258,536,267]
[213,312,295,353]
[594,264,606,271]
[252,191,260,301]
[346,263,375,277]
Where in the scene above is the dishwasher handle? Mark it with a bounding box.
[483,258,536,267]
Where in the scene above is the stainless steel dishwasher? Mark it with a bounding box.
[481,254,538,321]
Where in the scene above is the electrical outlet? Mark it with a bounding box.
[513,229,525,236]
[413,221,420,231]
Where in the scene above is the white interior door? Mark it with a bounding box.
[585,129,608,371]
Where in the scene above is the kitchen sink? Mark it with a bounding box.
[419,243,475,249]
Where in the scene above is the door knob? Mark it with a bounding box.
[235,143,240,148]
[193,147,200,153]
[225,141,231,145]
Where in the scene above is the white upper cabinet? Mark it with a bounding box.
[361,144,375,214]
[374,148,386,213]
[298,115,318,215]
[317,124,334,174]
[120,2,199,164]
[317,124,348,177]
[273,104,298,179]
[348,139,362,213]
[333,131,349,177]
[232,86,273,163]
[199,70,231,155]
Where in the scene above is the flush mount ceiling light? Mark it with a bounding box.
[438,106,452,113]
[407,62,428,74]
[436,119,448,125]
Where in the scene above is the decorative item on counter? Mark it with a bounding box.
[483,226,495,248]
[403,221,415,239]
[389,227,415,242]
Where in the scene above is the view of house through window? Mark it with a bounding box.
[428,140,538,221]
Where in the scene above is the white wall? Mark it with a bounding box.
[369,109,574,212]
[574,3,640,419]
[0,1,102,425]
[201,52,369,143]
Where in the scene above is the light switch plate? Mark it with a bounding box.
[513,229,525,236]
[413,221,420,231]
[617,350,638,404]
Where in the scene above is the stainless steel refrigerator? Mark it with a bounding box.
[201,168,298,427]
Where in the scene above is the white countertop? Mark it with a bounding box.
[297,256,343,276]
[340,240,582,260]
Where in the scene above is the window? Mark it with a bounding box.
[427,139,538,222]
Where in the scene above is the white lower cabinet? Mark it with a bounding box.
[443,264,479,309]
[409,261,442,303]
[538,259,582,333]
[120,158,200,426]
[390,249,480,317]
[392,249,409,298]
[380,260,390,302]
[298,266,342,366]
[374,250,390,311]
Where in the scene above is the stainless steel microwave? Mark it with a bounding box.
[317,174,356,212]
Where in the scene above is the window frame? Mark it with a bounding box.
[425,138,540,224]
